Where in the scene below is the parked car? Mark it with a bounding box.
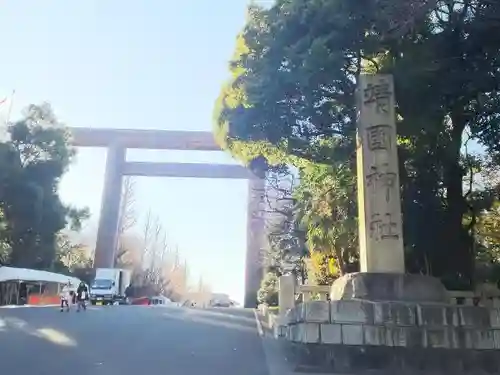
[209,298,234,308]
[150,296,175,305]
[209,292,236,307]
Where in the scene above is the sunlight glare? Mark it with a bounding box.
[35,328,77,347]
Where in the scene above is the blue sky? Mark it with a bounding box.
[0,1,258,303]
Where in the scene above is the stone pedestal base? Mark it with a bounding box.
[330,272,448,303]
[283,299,500,373]
[287,343,500,374]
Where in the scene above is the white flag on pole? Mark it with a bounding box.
[0,90,15,142]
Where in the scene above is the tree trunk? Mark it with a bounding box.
[445,112,471,287]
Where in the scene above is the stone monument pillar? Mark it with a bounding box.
[94,143,125,268]
[244,175,266,308]
[356,74,405,273]
[330,74,448,303]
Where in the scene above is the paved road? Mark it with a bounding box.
[0,305,277,375]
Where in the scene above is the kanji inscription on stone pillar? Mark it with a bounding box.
[356,74,405,273]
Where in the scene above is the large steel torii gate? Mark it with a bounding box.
[70,127,265,308]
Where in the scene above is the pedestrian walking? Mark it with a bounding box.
[59,283,72,312]
[76,281,88,312]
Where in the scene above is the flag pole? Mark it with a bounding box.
[5,89,15,126]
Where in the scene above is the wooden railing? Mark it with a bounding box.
[296,285,330,302]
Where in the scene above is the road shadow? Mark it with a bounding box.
[0,313,85,374]
[163,307,260,332]
[0,307,117,375]
[0,306,271,375]
[152,307,271,375]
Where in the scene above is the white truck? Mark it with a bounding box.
[89,268,131,306]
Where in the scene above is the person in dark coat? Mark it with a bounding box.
[76,281,88,312]
[125,283,134,304]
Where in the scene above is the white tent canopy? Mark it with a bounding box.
[0,266,81,285]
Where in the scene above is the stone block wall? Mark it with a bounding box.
[282,300,500,373]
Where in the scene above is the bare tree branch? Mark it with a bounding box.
[115,176,138,268]
[140,209,153,268]
[118,176,137,234]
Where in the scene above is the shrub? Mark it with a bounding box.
[257,272,279,306]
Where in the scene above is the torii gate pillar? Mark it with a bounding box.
[94,143,125,269]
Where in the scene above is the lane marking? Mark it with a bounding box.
[253,309,264,337]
